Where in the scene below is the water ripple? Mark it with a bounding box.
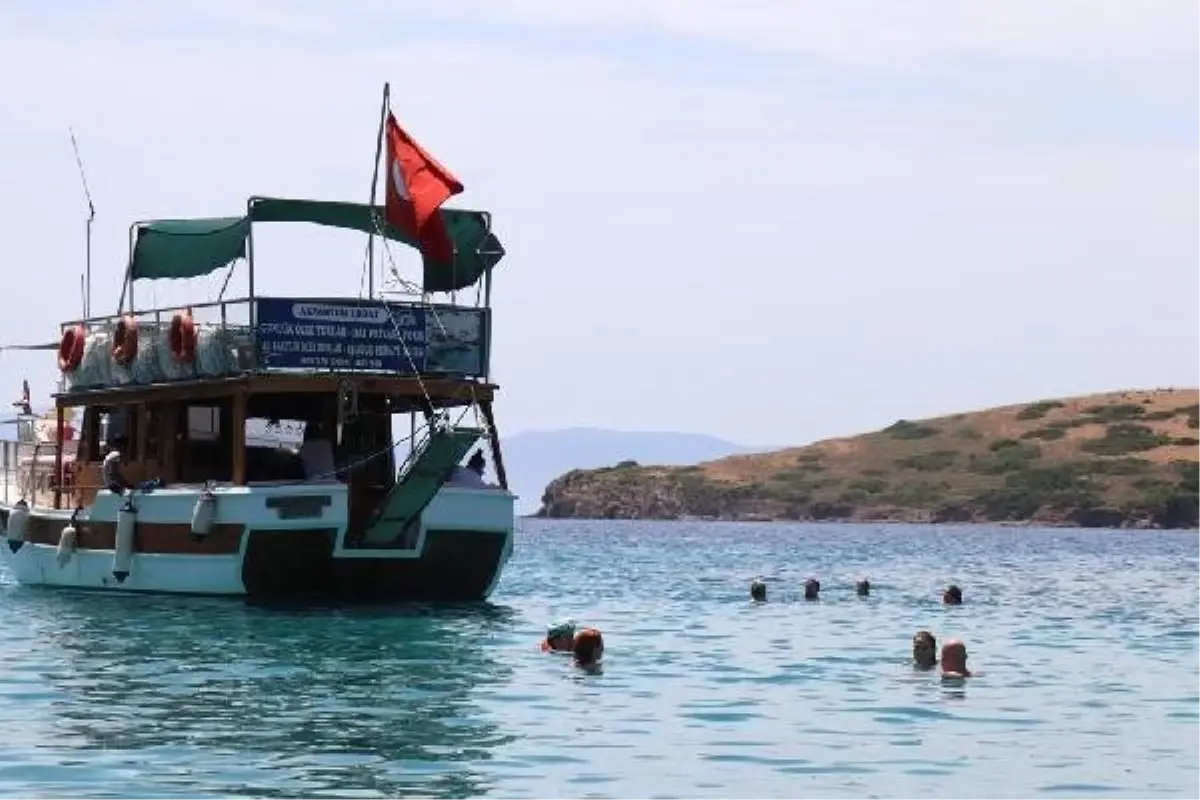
[0,521,1196,798]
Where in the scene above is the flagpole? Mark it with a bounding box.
[366,82,391,300]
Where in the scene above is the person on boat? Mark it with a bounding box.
[541,619,577,652]
[750,580,767,602]
[912,630,938,670]
[940,639,973,678]
[298,420,337,482]
[856,578,871,597]
[102,434,131,496]
[803,578,820,601]
[573,627,604,670]
[943,584,963,605]
[447,450,489,489]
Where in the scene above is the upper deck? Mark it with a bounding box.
[53,195,505,402]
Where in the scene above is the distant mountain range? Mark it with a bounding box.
[499,427,768,514]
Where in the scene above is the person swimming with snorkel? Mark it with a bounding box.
[573,627,604,671]
[540,619,577,653]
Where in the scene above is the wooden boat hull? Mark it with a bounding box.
[0,484,514,602]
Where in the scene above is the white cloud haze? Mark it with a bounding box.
[0,1,1195,446]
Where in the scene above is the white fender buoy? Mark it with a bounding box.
[190,489,217,540]
[56,524,77,567]
[6,499,29,554]
[113,499,136,583]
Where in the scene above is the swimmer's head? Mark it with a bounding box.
[804,578,820,600]
[573,627,604,668]
[912,630,937,669]
[856,578,870,597]
[545,619,576,652]
[943,585,963,605]
[940,639,969,676]
[750,580,767,602]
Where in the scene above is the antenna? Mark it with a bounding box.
[68,128,96,319]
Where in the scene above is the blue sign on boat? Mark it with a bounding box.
[255,298,488,377]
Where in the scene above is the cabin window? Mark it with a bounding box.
[178,400,232,483]
[187,406,221,442]
[99,406,137,460]
[243,416,309,483]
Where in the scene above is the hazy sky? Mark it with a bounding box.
[1,1,1196,447]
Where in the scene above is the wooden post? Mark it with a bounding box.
[478,401,508,491]
[53,405,65,509]
[232,391,247,485]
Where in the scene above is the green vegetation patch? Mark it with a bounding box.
[847,477,888,494]
[1082,403,1146,422]
[1016,400,1065,421]
[883,419,940,440]
[1079,423,1171,456]
[969,441,1042,474]
[895,449,959,472]
[1021,426,1066,441]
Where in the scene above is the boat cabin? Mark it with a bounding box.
[53,373,500,516]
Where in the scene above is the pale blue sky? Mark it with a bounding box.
[0,0,1196,447]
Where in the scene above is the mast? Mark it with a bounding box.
[366,83,391,300]
[69,128,96,319]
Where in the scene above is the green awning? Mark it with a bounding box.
[128,196,505,293]
[131,217,250,282]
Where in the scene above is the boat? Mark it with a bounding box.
[0,90,515,601]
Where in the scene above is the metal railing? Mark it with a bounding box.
[55,295,492,392]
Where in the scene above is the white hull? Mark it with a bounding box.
[1,482,515,600]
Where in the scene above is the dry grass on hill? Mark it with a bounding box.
[538,388,1199,527]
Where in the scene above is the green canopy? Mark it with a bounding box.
[129,196,504,293]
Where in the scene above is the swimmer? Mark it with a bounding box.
[856,578,870,597]
[750,580,767,602]
[804,578,820,601]
[540,619,577,653]
[573,627,604,670]
[943,584,963,605]
[940,639,972,678]
[912,630,937,670]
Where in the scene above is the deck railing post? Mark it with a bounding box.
[247,199,258,373]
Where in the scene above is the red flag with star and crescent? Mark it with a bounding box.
[383,112,464,265]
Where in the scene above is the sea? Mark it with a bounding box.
[0,520,1196,799]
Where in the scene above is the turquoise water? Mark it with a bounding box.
[0,520,1197,799]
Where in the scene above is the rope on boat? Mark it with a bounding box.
[360,213,490,434]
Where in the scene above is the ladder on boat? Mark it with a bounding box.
[365,425,484,539]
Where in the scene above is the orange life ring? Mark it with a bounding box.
[169,310,197,364]
[57,325,86,373]
[111,314,138,365]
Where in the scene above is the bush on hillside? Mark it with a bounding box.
[1021,426,1066,441]
[1016,400,1064,421]
[1079,423,1171,456]
[848,477,888,494]
[895,450,958,471]
[970,441,1042,475]
[1082,403,1146,422]
[883,419,940,440]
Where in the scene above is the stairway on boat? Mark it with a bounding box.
[358,426,483,547]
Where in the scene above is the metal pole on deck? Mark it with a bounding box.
[367,83,391,301]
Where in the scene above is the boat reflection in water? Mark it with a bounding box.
[26,591,518,798]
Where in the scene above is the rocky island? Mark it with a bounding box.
[536,389,1199,529]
